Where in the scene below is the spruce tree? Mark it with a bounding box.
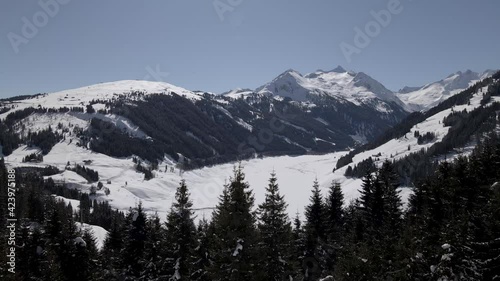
[164,179,197,280]
[358,172,374,227]
[102,213,125,276]
[377,160,402,233]
[192,218,213,281]
[325,181,344,273]
[143,213,167,280]
[257,172,294,281]
[210,164,257,281]
[292,213,306,279]
[121,203,148,278]
[303,179,327,280]
[325,181,344,240]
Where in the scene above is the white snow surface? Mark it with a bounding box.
[76,223,108,250]
[222,88,256,99]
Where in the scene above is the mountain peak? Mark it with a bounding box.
[331,65,347,73]
[398,86,421,94]
[279,68,302,77]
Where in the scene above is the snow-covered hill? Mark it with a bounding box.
[397,69,496,111]
[0,80,202,120]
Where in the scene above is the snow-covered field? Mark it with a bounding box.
[5,140,413,222]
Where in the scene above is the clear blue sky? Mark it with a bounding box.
[1,0,499,98]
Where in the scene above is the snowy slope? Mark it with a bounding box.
[397,69,496,111]
[221,88,256,100]
[76,223,108,250]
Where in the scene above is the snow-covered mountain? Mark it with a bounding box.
[396,69,497,111]
[0,80,203,119]
[254,66,408,111]
[337,70,500,187]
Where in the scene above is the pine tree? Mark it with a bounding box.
[257,172,294,281]
[72,229,99,281]
[359,172,374,225]
[292,213,306,279]
[303,179,327,280]
[305,179,327,240]
[142,213,167,280]
[210,164,258,281]
[101,213,125,278]
[370,176,385,231]
[377,160,402,234]
[192,218,213,281]
[164,180,197,280]
[325,181,344,273]
[17,224,47,280]
[325,181,344,240]
[121,203,148,278]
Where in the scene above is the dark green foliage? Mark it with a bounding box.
[401,133,500,280]
[164,180,197,280]
[120,203,148,278]
[68,164,99,182]
[192,219,213,281]
[257,172,295,281]
[209,165,258,281]
[324,181,344,273]
[26,127,62,154]
[417,131,436,144]
[303,179,328,280]
[344,157,376,178]
[0,121,20,155]
[22,152,43,163]
[136,161,154,180]
[86,104,95,114]
[88,117,168,163]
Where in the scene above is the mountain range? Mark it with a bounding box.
[1,66,499,222]
[0,67,495,167]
